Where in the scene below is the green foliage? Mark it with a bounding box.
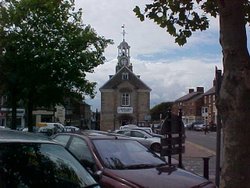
[133,0,219,45]
[150,102,173,121]
[0,0,112,109]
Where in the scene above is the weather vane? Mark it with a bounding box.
[121,24,127,41]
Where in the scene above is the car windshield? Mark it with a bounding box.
[0,143,99,188]
[93,139,166,169]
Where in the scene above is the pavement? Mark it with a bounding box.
[172,141,216,182]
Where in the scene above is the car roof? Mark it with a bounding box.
[0,129,56,144]
[54,129,135,140]
[116,128,149,134]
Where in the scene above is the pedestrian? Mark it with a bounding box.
[204,124,209,135]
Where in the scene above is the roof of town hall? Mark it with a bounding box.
[99,66,151,91]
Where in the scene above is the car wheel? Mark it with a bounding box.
[150,143,161,153]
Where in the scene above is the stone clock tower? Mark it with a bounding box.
[116,27,133,72]
[99,26,151,131]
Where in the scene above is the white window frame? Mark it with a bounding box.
[121,93,130,106]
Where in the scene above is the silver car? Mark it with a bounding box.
[115,129,162,152]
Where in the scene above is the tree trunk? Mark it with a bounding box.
[27,92,34,132]
[10,86,17,130]
[218,1,250,187]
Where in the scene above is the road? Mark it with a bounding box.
[185,129,217,152]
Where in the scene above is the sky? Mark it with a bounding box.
[75,0,224,111]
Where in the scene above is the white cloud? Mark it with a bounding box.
[76,0,223,111]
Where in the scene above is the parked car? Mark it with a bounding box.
[184,122,194,130]
[208,123,217,132]
[132,128,164,138]
[114,129,162,152]
[151,123,162,134]
[120,124,138,129]
[0,129,100,188]
[120,124,153,133]
[193,123,206,131]
[0,126,10,129]
[21,126,39,132]
[64,125,80,132]
[52,130,216,188]
[38,124,64,136]
[185,121,204,130]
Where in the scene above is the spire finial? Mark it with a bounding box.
[121,24,126,41]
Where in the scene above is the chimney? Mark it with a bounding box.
[189,89,194,93]
[196,87,204,93]
[213,79,215,86]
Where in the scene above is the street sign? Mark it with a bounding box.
[160,114,184,134]
[160,109,185,168]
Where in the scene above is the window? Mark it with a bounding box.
[202,107,208,113]
[68,137,95,167]
[122,72,129,80]
[121,93,130,106]
[131,131,144,138]
[0,143,97,187]
[53,135,71,146]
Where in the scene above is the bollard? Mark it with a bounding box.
[202,157,210,179]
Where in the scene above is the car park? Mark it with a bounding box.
[0,129,100,188]
[52,130,216,188]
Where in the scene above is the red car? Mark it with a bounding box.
[52,130,216,188]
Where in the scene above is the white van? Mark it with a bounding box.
[37,122,65,135]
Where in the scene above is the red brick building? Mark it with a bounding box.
[172,87,204,125]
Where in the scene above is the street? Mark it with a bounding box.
[185,130,217,152]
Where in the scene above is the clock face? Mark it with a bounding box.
[121,58,128,65]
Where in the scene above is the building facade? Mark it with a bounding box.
[172,87,204,125]
[202,86,216,125]
[99,29,151,131]
[0,94,92,129]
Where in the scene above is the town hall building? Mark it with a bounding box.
[99,27,151,131]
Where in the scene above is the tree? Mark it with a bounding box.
[0,0,112,131]
[134,0,250,187]
[150,102,173,121]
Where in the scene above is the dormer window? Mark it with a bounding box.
[122,72,129,80]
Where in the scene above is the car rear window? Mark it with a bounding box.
[93,139,165,169]
[0,143,98,188]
